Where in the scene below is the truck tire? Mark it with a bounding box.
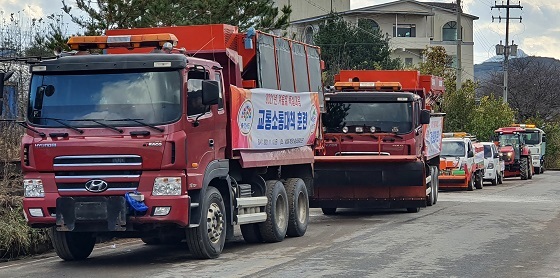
[406,207,420,213]
[520,158,529,180]
[433,168,439,205]
[427,171,435,206]
[49,227,96,261]
[284,178,309,237]
[185,187,226,259]
[491,173,498,185]
[321,208,337,215]
[240,223,263,243]
[475,172,484,189]
[534,167,540,175]
[467,174,475,191]
[258,180,289,243]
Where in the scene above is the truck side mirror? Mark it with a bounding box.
[420,110,430,125]
[468,150,474,158]
[494,152,499,158]
[201,80,220,106]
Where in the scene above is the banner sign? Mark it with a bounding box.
[231,85,320,150]
[424,116,444,159]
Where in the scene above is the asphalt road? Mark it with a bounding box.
[2,172,560,278]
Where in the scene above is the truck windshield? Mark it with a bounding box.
[498,134,520,147]
[323,102,413,134]
[522,132,540,145]
[441,141,465,157]
[27,70,182,127]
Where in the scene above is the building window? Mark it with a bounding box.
[405,58,413,67]
[304,26,314,44]
[359,18,379,32]
[393,24,416,37]
[443,21,458,41]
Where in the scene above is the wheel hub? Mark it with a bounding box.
[207,203,224,244]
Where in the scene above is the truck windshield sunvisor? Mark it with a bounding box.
[27,70,182,128]
[323,102,413,134]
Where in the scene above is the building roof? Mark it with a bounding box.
[291,0,478,24]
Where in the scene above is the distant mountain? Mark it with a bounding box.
[474,49,528,81]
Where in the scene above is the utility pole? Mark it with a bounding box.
[456,0,462,91]
[492,0,523,104]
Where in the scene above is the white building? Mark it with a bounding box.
[286,0,478,82]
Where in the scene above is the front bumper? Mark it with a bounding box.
[439,175,468,189]
[23,171,191,230]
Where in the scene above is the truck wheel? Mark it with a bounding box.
[240,223,263,243]
[520,158,529,180]
[433,168,439,204]
[284,178,309,237]
[49,227,96,261]
[321,208,337,215]
[475,172,484,189]
[258,180,289,243]
[498,172,504,184]
[427,166,435,206]
[467,174,475,191]
[534,167,540,175]
[406,207,420,213]
[185,187,226,259]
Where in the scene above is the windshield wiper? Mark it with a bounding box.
[34,117,84,134]
[106,118,164,132]
[0,120,46,137]
[69,119,123,134]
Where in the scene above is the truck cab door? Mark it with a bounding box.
[185,68,216,188]
[467,141,475,172]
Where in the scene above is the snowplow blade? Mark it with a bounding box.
[310,155,427,209]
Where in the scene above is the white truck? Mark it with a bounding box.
[481,142,504,185]
[439,133,485,191]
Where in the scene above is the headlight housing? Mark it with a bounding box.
[24,179,44,198]
[487,162,494,169]
[152,177,182,196]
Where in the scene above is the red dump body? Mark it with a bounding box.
[311,70,444,213]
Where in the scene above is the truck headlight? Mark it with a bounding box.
[152,177,182,196]
[487,162,494,169]
[24,179,44,198]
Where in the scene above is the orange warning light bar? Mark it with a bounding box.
[67,33,178,51]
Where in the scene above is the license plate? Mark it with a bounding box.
[75,202,108,220]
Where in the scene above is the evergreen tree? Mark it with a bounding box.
[61,0,292,35]
[314,13,401,85]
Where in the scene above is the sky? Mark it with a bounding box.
[1,0,558,64]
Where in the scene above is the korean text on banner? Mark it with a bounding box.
[230,85,320,150]
[425,116,444,159]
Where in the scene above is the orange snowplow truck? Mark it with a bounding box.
[312,70,445,214]
[22,25,323,260]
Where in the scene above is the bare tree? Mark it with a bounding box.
[478,56,560,121]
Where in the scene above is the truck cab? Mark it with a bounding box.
[516,124,546,174]
[439,133,484,190]
[482,142,504,185]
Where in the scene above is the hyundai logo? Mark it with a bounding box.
[85,179,109,193]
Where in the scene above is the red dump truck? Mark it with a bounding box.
[21,24,322,260]
[311,70,445,214]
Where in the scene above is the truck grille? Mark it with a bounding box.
[55,170,141,179]
[53,155,142,167]
[56,181,139,192]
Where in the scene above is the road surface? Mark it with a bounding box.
[2,172,560,277]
